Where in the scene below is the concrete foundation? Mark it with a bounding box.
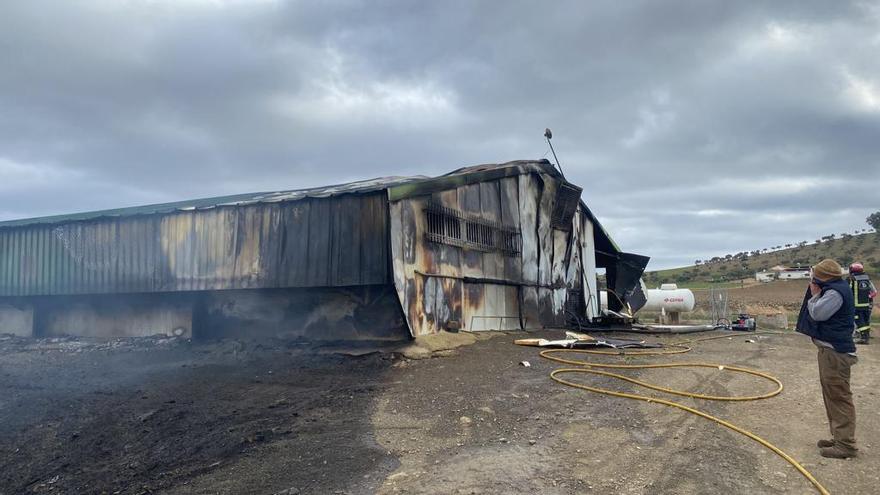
[0,302,34,336]
[42,296,193,339]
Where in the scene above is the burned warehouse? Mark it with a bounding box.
[0,159,647,340]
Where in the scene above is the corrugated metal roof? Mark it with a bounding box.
[0,159,561,229]
[0,175,424,229]
[0,158,627,260]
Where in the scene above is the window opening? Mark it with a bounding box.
[424,202,521,256]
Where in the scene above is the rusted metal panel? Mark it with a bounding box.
[429,189,461,278]
[306,198,332,286]
[536,177,555,287]
[458,183,483,278]
[280,201,311,287]
[0,193,390,297]
[388,170,604,335]
[361,193,390,284]
[330,195,361,286]
[420,275,462,333]
[499,177,522,283]
[389,199,422,336]
[390,174,558,335]
[463,283,519,331]
[478,181,503,280]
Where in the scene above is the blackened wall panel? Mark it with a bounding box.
[0,192,389,297]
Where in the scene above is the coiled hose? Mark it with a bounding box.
[539,332,830,495]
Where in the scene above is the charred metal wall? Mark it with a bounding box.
[0,160,610,340]
[0,193,389,297]
[389,173,598,336]
[198,286,408,341]
[0,286,407,341]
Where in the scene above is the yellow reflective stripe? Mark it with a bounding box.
[853,279,871,307]
[856,324,871,331]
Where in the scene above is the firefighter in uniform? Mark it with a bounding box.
[850,263,876,344]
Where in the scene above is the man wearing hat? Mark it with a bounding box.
[795,258,858,459]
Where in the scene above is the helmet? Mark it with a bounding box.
[850,262,864,273]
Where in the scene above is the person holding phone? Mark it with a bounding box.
[795,258,858,459]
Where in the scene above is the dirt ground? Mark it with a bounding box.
[727,280,810,312]
[1,329,878,494]
[690,280,808,315]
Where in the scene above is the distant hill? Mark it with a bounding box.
[645,232,880,287]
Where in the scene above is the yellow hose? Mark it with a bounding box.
[538,331,831,495]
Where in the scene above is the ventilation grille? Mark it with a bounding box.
[551,183,583,230]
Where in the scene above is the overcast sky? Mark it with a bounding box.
[1,1,878,269]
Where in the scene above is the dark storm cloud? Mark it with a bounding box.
[1,0,878,268]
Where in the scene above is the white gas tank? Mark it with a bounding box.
[598,282,695,313]
[642,285,695,312]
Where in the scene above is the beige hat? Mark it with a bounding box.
[812,259,843,281]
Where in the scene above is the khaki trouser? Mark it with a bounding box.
[818,346,858,451]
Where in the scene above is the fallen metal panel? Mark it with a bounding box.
[606,252,651,313]
[550,183,583,230]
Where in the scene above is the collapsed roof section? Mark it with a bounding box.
[385,159,632,269]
